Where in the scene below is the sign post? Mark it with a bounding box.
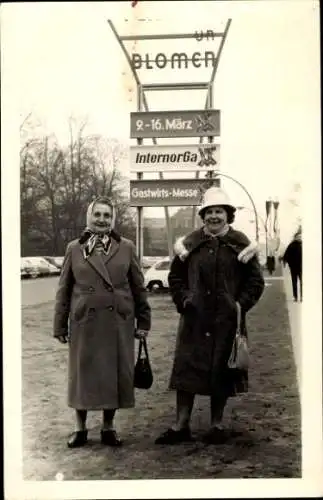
[108,19,232,263]
[136,87,144,264]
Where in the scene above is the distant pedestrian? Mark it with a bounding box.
[283,229,302,302]
[155,187,265,445]
[54,196,151,448]
[266,255,276,275]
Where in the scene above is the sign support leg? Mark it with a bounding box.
[208,84,220,188]
[136,87,144,265]
[136,203,143,263]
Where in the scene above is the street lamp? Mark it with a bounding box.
[265,199,272,260]
[273,199,280,251]
[265,199,280,249]
[265,198,281,274]
[237,203,278,275]
[236,206,267,231]
[236,205,265,245]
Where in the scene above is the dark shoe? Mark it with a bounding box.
[100,430,123,447]
[155,427,194,445]
[67,430,88,448]
[202,426,231,444]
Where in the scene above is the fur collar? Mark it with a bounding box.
[174,229,206,261]
[174,227,259,264]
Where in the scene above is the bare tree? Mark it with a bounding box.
[20,118,135,255]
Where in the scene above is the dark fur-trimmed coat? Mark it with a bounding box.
[168,227,264,398]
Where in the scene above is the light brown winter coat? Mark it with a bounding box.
[53,235,151,410]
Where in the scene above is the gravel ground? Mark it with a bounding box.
[21,276,59,306]
[22,278,301,480]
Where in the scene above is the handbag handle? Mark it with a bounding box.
[236,302,242,336]
[137,337,150,362]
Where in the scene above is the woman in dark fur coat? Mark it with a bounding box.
[155,187,265,445]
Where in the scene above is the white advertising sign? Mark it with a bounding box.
[130,143,220,172]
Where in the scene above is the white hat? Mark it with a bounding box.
[198,187,236,216]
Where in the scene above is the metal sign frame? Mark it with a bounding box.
[107,19,232,263]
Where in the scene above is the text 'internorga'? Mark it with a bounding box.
[137,151,195,163]
[130,144,220,172]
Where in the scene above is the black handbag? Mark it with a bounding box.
[134,337,153,389]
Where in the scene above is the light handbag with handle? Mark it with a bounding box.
[228,302,250,370]
[134,337,153,389]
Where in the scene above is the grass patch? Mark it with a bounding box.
[22,281,301,480]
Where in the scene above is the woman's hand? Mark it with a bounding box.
[135,329,149,339]
[183,294,198,315]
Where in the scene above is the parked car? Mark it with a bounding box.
[144,257,170,291]
[21,256,60,278]
[21,257,41,279]
[20,266,30,279]
[53,256,64,268]
[43,256,64,271]
[21,258,37,279]
[141,255,166,270]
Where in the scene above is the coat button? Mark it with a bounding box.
[205,332,211,337]
[209,249,214,254]
[88,286,95,292]
[88,307,95,313]
[206,290,211,295]
[108,306,114,311]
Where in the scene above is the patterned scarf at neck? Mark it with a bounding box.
[82,231,111,259]
[203,224,230,239]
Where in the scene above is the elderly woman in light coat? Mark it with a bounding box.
[155,187,264,445]
[54,196,151,448]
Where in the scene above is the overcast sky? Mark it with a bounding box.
[2,0,320,243]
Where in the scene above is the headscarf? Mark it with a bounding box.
[86,198,116,231]
[80,197,116,259]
